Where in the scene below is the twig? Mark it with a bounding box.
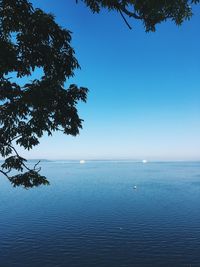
[120,6,142,20]
[119,9,132,29]
[33,160,41,172]
[0,169,11,183]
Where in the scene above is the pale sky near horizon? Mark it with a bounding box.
[11,1,200,160]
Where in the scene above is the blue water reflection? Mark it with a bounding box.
[0,161,200,266]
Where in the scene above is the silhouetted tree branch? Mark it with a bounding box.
[79,0,199,31]
[0,0,88,188]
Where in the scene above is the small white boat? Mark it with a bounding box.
[80,160,85,164]
[142,159,147,164]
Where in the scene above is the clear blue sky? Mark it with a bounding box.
[19,1,200,160]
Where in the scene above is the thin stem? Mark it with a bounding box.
[119,9,132,29]
[0,140,41,175]
[120,6,142,20]
[0,169,10,179]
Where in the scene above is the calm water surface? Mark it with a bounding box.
[0,161,200,267]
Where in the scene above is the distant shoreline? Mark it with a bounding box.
[1,159,197,163]
[1,159,200,164]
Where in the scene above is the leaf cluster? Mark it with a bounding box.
[0,0,88,188]
[79,0,200,31]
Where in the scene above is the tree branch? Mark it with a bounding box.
[0,169,11,184]
[33,160,41,172]
[119,9,132,29]
[0,140,41,177]
[120,6,142,20]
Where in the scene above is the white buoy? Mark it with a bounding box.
[80,160,85,164]
[133,185,137,190]
[142,159,147,164]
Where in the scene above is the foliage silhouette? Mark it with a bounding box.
[0,0,199,188]
[0,0,88,188]
[80,0,199,30]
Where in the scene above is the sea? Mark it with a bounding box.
[0,161,200,267]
